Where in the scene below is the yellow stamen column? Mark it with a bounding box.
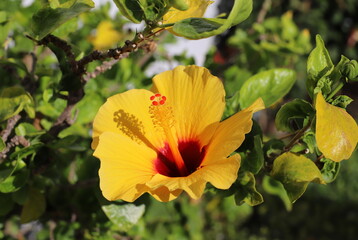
[149,94,188,176]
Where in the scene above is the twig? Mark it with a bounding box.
[0,135,30,160]
[26,29,165,139]
[284,121,312,152]
[1,115,21,142]
[257,0,272,24]
[83,59,120,82]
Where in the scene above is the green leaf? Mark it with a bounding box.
[102,203,145,232]
[231,0,253,26]
[10,143,44,161]
[15,123,44,137]
[113,0,144,23]
[169,0,189,11]
[224,91,240,118]
[302,131,316,154]
[263,139,285,159]
[0,193,14,216]
[0,169,29,193]
[342,60,358,81]
[31,0,95,39]
[239,68,296,109]
[241,135,264,174]
[262,175,292,211]
[320,158,340,183]
[20,188,46,223]
[0,138,5,152]
[271,152,324,202]
[275,99,314,132]
[171,0,252,39]
[0,86,34,122]
[306,35,334,98]
[0,11,7,24]
[330,95,353,108]
[235,171,264,206]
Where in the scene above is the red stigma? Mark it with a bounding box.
[151,93,167,106]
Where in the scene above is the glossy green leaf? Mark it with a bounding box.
[231,0,253,26]
[263,139,285,159]
[306,35,334,97]
[113,0,143,23]
[171,0,252,39]
[239,68,296,109]
[275,99,314,132]
[102,203,145,232]
[241,135,264,174]
[235,171,263,206]
[320,158,340,183]
[20,188,46,223]
[31,0,95,39]
[262,175,292,211]
[0,86,34,122]
[271,152,324,202]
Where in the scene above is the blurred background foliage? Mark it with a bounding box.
[0,0,357,239]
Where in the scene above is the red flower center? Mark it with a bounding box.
[154,140,206,177]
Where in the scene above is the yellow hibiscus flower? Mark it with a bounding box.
[162,0,212,25]
[92,65,264,202]
[88,20,121,50]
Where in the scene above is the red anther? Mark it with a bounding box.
[159,100,165,105]
[161,96,167,101]
[155,93,161,97]
[152,101,159,106]
[150,95,155,100]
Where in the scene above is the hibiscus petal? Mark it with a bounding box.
[94,132,157,202]
[204,98,265,164]
[200,154,241,189]
[92,89,165,150]
[151,65,225,142]
[149,187,183,202]
[146,173,207,199]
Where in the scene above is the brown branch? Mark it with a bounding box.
[0,135,30,160]
[27,30,164,139]
[1,115,21,142]
[83,59,120,82]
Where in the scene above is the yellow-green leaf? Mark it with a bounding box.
[315,92,358,162]
[20,188,46,223]
[0,86,34,122]
[271,152,324,202]
[235,171,263,206]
